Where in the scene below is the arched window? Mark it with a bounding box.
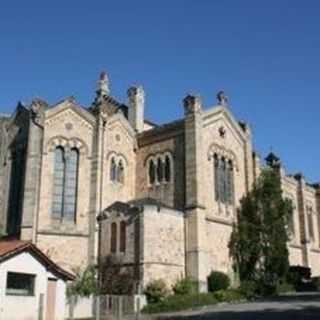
[164,155,171,182]
[52,147,65,219]
[219,157,226,203]
[120,221,126,253]
[307,206,314,242]
[287,197,295,237]
[213,155,235,205]
[111,222,117,253]
[52,147,79,221]
[214,154,219,201]
[110,157,117,182]
[117,160,124,184]
[63,148,79,221]
[149,160,156,184]
[156,158,163,182]
[226,160,234,204]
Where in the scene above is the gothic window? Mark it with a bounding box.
[285,196,295,237]
[111,222,117,253]
[219,157,227,203]
[52,147,65,219]
[213,155,234,205]
[149,160,156,184]
[117,160,124,184]
[120,221,126,253]
[52,147,79,221]
[110,157,117,182]
[63,148,79,221]
[214,154,219,201]
[157,158,164,182]
[307,207,314,242]
[164,155,171,182]
[226,160,234,204]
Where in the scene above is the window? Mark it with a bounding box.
[214,154,219,201]
[149,160,156,184]
[164,155,171,182]
[64,148,79,220]
[110,158,125,184]
[111,222,117,253]
[117,160,124,184]
[6,272,35,296]
[148,153,173,186]
[52,147,65,219]
[214,155,234,205]
[307,207,314,242]
[110,158,117,182]
[156,158,163,182]
[120,221,126,253]
[52,147,79,221]
[226,160,234,204]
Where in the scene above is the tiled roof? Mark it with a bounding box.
[0,239,75,281]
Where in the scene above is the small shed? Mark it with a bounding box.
[0,240,74,320]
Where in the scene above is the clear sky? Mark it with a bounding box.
[1,1,319,182]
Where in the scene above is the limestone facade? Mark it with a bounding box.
[0,72,319,290]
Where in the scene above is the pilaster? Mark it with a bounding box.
[20,100,46,241]
[183,94,208,292]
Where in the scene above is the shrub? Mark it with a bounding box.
[144,279,169,303]
[276,281,295,294]
[239,280,258,300]
[142,293,218,314]
[213,289,245,302]
[207,271,230,292]
[172,277,197,295]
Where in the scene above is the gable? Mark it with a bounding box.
[107,112,136,142]
[45,97,95,129]
[202,106,248,145]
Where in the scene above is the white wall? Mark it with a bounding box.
[0,251,67,320]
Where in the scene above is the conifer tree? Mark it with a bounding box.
[229,168,292,293]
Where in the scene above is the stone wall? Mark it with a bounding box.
[142,205,185,288]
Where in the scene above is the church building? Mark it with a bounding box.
[0,72,319,291]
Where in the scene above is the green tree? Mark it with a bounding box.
[67,265,98,298]
[229,168,292,294]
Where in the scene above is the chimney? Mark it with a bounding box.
[128,86,145,133]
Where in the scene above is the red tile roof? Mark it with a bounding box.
[0,239,75,281]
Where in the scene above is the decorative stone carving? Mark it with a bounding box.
[97,71,110,96]
[30,99,46,126]
[183,95,202,115]
[217,91,229,107]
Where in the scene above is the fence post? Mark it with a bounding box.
[95,296,100,320]
[117,296,123,320]
[135,296,140,320]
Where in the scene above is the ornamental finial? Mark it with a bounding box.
[97,71,110,96]
[217,90,228,107]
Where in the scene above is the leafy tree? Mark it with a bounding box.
[67,265,98,298]
[229,168,292,294]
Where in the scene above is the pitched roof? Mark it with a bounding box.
[0,240,75,281]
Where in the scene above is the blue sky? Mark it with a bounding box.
[1,1,319,181]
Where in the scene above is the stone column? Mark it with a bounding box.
[20,100,46,241]
[88,110,107,266]
[183,95,208,292]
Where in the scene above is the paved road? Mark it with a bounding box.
[155,292,320,320]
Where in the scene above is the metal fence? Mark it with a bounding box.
[95,294,146,320]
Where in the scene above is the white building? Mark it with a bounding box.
[0,240,74,320]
